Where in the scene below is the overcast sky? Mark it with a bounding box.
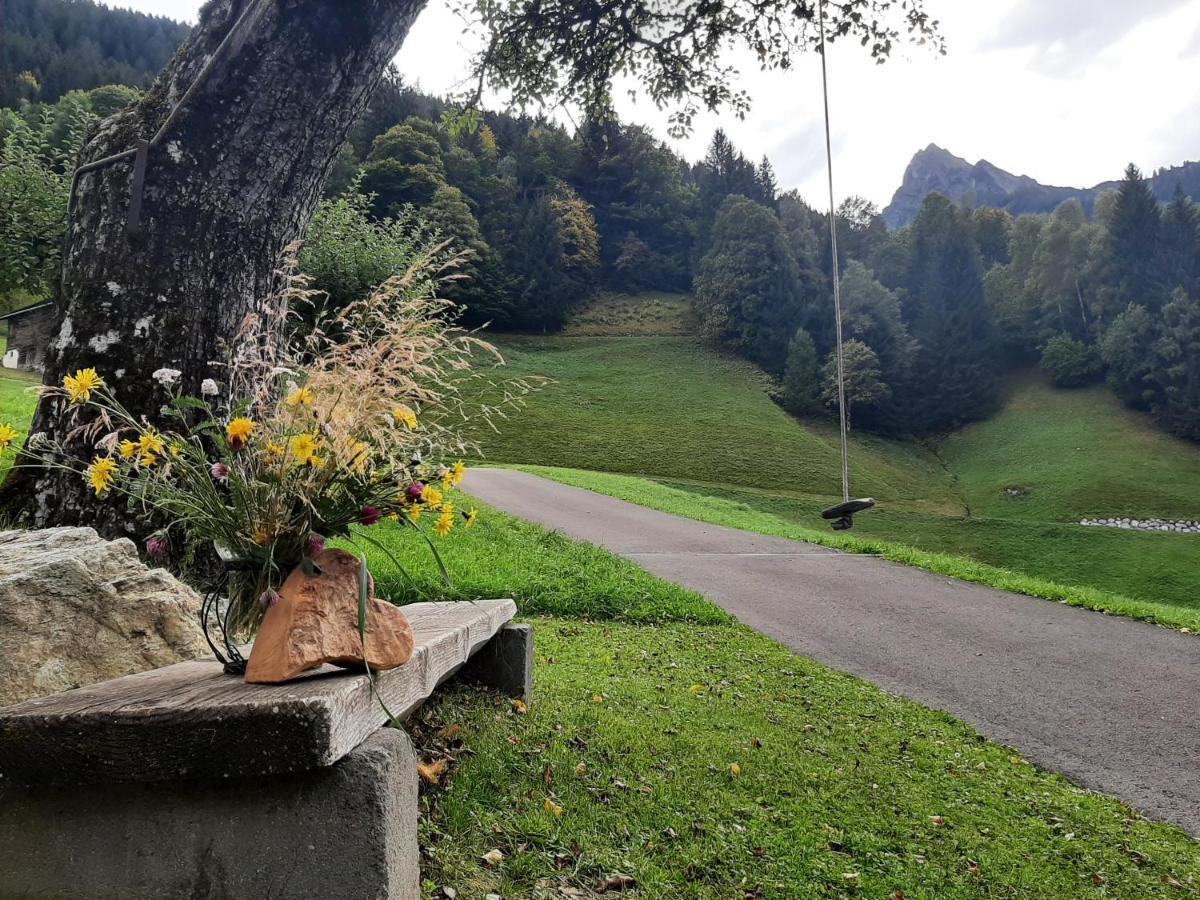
[107,0,1200,209]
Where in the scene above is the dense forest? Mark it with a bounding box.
[1,0,1197,443]
[0,0,189,107]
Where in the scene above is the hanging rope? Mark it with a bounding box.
[816,0,850,504]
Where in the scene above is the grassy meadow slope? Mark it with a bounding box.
[474,335,961,513]
[470,327,1200,622]
[942,374,1200,522]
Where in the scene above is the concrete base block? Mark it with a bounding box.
[0,728,419,900]
[461,622,533,700]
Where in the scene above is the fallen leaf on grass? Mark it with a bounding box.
[597,873,636,893]
[593,694,604,704]
[729,762,742,777]
[928,815,945,827]
[511,698,528,714]
[689,684,706,694]
[575,761,587,776]
[544,798,564,816]
[417,759,448,785]
[439,724,462,740]
[842,872,860,883]
[482,848,504,867]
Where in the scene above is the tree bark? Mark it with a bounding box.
[5,0,428,534]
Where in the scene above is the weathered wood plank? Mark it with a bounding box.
[0,599,515,784]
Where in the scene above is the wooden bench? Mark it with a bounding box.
[0,599,530,900]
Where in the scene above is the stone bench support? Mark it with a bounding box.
[0,729,419,900]
[0,602,532,900]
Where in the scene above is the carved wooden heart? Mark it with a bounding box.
[244,549,414,685]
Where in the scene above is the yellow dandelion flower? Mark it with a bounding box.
[463,507,478,528]
[392,406,417,430]
[441,470,454,491]
[451,461,466,485]
[408,505,422,523]
[439,501,454,515]
[290,433,320,466]
[226,417,255,450]
[87,456,117,496]
[286,386,314,407]
[118,440,136,459]
[169,442,183,459]
[434,510,454,537]
[63,368,102,405]
[420,484,443,507]
[137,431,165,467]
[0,424,18,451]
[252,528,269,546]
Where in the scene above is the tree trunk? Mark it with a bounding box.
[5,0,428,534]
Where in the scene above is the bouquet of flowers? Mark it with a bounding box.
[24,249,528,640]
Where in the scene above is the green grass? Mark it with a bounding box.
[504,465,1200,632]
[466,334,1199,627]
[341,502,726,625]
[473,336,960,513]
[941,374,1200,522]
[561,291,698,336]
[0,373,38,480]
[417,623,1200,898]
[345,519,1200,897]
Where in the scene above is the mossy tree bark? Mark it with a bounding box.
[5,0,428,533]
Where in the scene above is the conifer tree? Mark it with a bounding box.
[781,328,820,414]
[901,193,999,432]
[1098,163,1163,319]
[756,156,779,207]
[1158,186,1200,299]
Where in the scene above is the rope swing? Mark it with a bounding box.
[815,0,875,531]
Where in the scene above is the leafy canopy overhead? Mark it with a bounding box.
[457,0,944,135]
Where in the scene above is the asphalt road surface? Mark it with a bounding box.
[466,468,1200,835]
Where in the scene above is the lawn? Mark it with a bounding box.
[0,373,38,480]
[468,336,961,514]
[351,516,1200,898]
[941,374,1200,522]
[464,334,1199,625]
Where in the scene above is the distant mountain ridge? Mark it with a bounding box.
[883,144,1200,228]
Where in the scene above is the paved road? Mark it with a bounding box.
[466,468,1200,835]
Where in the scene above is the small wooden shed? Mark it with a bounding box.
[0,302,54,373]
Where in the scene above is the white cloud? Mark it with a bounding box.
[100,0,1200,209]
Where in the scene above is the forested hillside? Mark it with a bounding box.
[0,0,189,106]
[2,0,1197,445]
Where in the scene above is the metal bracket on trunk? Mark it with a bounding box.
[126,140,150,239]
